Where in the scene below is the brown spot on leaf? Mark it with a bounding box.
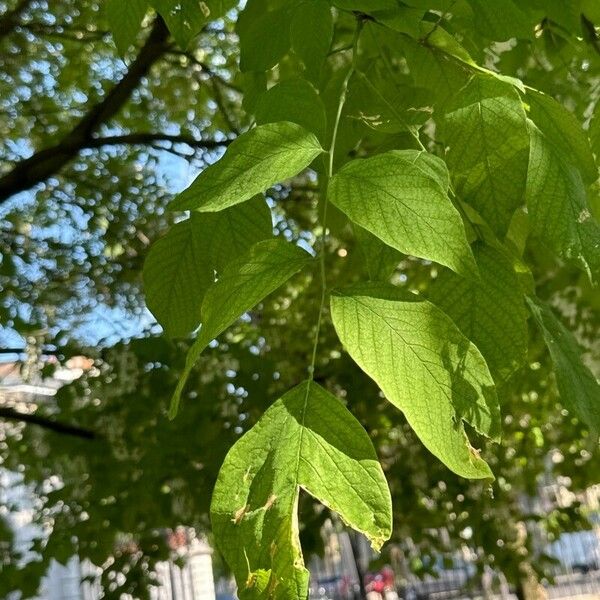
[233,505,249,525]
[264,494,277,510]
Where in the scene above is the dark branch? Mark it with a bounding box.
[83,132,232,151]
[0,347,61,355]
[0,407,97,440]
[166,49,242,93]
[0,16,170,205]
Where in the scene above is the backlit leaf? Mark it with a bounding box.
[152,0,206,48]
[170,122,323,212]
[144,199,272,337]
[291,0,333,80]
[106,0,148,54]
[526,88,597,184]
[170,238,313,417]
[527,297,600,431]
[331,283,500,479]
[211,380,392,600]
[328,150,477,278]
[429,243,529,382]
[466,0,532,41]
[239,7,291,72]
[204,196,273,271]
[354,225,402,281]
[526,122,600,284]
[255,79,327,141]
[143,216,214,338]
[442,75,529,236]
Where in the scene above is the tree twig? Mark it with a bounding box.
[83,132,231,151]
[0,407,97,440]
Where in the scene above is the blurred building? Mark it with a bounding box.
[0,357,217,600]
[29,533,215,600]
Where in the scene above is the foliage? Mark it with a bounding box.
[0,0,600,599]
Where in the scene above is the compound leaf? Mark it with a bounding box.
[331,283,500,479]
[211,380,392,600]
[170,122,323,212]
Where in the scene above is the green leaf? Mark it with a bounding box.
[331,283,500,479]
[151,0,207,48]
[332,0,397,10]
[526,122,600,284]
[419,21,476,66]
[442,75,529,236]
[170,238,313,417]
[238,7,291,72]
[403,0,456,9]
[527,297,600,431]
[152,0,235,48]
[526,89,597,184]
[371,6,426,38]
[583,0,600,22]
[399,35,468,106]
[347,70,431,133]
[144,199,272,337]
[106,0,148,54]
[428,243,529,382]
[170,122,323,212]
[255,79,327,141]
[204,196,273,271]
[290,0,333,80]
[211,380,392,600]
[354,225,402,281]
[143,216,214,338]
[241,71,268,113]
[466,0,532,41]
[328,150,478,278]
[532,0,583,33]
[591,102,600,159]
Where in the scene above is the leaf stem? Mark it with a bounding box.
[307,19,362,381]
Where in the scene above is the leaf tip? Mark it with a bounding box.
[168,390,181,420]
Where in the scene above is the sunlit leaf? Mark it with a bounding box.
[331,283,500,479]
[211,380,392,600]
[170,238,313,417]
[170,122,323,212]
[329,150,477,278]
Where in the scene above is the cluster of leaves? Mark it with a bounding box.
[1,0,600,599]
[122,1,600,599]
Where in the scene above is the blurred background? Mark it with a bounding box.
[1,0,600,599]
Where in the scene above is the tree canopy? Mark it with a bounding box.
[1,1,600,599]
